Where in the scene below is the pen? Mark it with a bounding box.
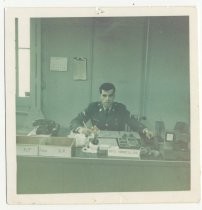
[83,121,87,128]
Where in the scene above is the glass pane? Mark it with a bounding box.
[18,49,30,97]
[18,17,30,48]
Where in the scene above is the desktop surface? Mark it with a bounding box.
[16,132,190,194]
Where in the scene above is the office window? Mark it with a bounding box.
[18,49,30,97]
[16,17,30,97]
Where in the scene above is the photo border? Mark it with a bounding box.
[5,6,200,204]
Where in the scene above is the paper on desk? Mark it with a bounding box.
[98,138,118,147]
[68,132,88,147]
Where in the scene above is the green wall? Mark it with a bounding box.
[40,17,147,126]
[16,16,190,132]
[146,16,189,129]
[91,17,146,114]
[41,18,93,126]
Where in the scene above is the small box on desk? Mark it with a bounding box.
[16,136,40,156]
[38,137,75,158]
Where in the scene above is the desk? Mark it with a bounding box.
[17,156,190,194]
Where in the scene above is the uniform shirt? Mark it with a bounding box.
[70,101,146,133]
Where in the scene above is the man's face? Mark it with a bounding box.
[100,89,115,109]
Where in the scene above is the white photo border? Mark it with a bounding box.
[5,6,200,204]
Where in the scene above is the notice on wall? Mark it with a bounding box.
[50,57,68,72]
[73,57,87,80]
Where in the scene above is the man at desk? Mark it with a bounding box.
[70,82,153,139]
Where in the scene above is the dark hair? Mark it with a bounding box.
[99,83,116,94]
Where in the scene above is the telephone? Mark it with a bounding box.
[32,119,60,136]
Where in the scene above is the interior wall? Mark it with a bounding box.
[16,98,30,132]
[16,16,190,132]
[91,17,147,115]
[40,16,190,129]
[146,16,189,130]
[40,17,149,127]
[41,18,93,126]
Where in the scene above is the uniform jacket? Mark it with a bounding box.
[70,102,146,133]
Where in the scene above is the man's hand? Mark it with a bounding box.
[77,127,92,136]
[142,128,153,140]
[91,125,100,135]
[77,126,100,137]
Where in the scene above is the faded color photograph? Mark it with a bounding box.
[7,7,198,204]
[15,16,191,194]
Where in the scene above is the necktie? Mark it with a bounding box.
[105,108,109,116]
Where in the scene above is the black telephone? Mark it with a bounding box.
[32,119,60,136]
